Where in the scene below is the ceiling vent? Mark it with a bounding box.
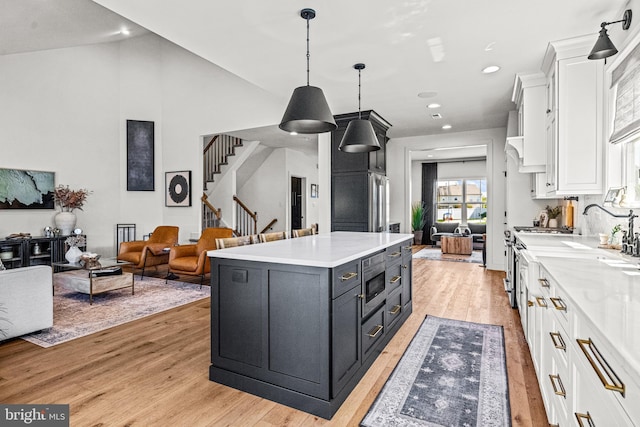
[430,113,442,119]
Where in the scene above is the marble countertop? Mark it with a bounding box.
[516,232,640,386]
[207,232,414,268]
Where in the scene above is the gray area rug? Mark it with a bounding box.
[413,248,483,264]
[22,276,210,348]
[361,315,510,427]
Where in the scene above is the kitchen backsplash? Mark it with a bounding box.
[576,194,636,237]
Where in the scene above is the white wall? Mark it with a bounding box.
[0,34,284,256]
[387,128,507,271]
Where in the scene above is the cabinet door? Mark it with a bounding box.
[556,56,603,194]
[331,128,368,173]
[332,285,362,397]
[545,117,556,194]
[331,172,368,231]
[0,240,25,268]
[401,243,412,308]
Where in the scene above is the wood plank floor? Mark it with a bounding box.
[0,248,548,426]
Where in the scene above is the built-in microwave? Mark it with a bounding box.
[362,251,386,318]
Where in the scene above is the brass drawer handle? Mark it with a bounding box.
[367,324,383,338]
[403,245,412,251]
[575,412,594,427]
[549,331,566,351]
[402,264,408,269]
[389,305,401,315]
[538,278,550,288]
[535,296,547,308]
[340,272,357,281]
[550,297,567,311]
[577,338,625,396]
[388,251,401,258]
[389,275,401,284]
[527,300,534,307]
[549,374,566,398]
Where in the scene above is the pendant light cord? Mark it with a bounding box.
[306,17,310,86]
[358,68,362,119]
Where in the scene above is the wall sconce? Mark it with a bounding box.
[588,9,632,60]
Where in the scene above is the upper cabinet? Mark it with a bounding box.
[508,73,547,173]
[542,36,604,196]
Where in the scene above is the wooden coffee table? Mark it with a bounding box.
[441,235,473,255]
[53,258,134,304]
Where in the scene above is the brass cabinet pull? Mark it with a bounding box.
[388,251,401,258]
[550,297,567,311]
[357,294,365,299]
[403,245,412,251]
[575,412,595,427]
[367,324,383,338]
[538,278,550,288]
[577,338,625,396]
[389,275,401,284]
[549,374,566,398]
[340,272,357,281]
[402,264,408,269]
[549,331,566,351]
[527,300,534,307]
[389,305,401,315]
[535,296,547,308]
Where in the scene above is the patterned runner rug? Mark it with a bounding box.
[22,276,210,348]
[361,315,510,427]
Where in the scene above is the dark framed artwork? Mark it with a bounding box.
[0,168,55,209]
[166,171,192,207]
[127,120,155,191]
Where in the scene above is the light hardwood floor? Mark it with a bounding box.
[0,248,548,426]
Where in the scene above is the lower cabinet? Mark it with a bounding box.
[0,235,85,269]
[332,283,362,396]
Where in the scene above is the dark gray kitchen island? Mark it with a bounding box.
[208,231,413,419]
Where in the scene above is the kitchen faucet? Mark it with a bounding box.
[583,204,638,255]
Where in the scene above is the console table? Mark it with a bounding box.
[208,232,413,419]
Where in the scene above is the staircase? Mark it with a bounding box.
[203,134,244,190]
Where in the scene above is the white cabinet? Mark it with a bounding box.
[508,73,547,173]
[542,36,604,196]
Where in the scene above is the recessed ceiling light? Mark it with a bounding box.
[485,42,496,51]
[427,154,434,158]
[442,124,452,130]
[417,91,438,99]
[120,28,131,35]
[427,103,441,109]
[482,65,500,74]
[289,131,298,136]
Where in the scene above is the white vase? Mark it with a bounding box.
[55,211,77,236]
[65,245,82,264]
[548,218,558,228]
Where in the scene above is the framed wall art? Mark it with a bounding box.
[0,168,55,209]
[127,120,155,191]
[165,171,192,207]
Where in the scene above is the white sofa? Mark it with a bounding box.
[0,265,53,341]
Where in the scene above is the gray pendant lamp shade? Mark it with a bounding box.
[339,63,380,153]
[279,8,337,134]
[588,9,632,60]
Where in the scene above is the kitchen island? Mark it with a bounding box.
[207,232,413,419]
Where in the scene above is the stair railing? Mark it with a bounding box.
[259,219,278,234]
[201,193,221,229]
[233,195,257,236]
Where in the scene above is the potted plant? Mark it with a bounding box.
[54,185,91,236]
[411,202,426,245]
[546,205,562,228]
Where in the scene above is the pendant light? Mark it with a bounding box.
[279,8,337,134]
[339,63,380,153]
[588,9,632,60]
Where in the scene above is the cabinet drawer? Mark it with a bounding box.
[385,287,403,330]
[385,244,402,267]
[538,268,569,329]
[386,262,402,294]
[332,260,361,298]
[362,306,385,361]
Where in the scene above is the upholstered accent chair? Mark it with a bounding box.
[167,227,233,287]
[259,231,288,243]
[117,225,179,279]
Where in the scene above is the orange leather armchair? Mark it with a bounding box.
[167,227,233,286]
[117,226,179,279]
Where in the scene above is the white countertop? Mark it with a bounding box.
[516,232,640,385]
[207,232,414,268]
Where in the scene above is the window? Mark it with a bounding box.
[436,178,486,223]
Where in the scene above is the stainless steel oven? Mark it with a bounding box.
[362,251,386,318]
